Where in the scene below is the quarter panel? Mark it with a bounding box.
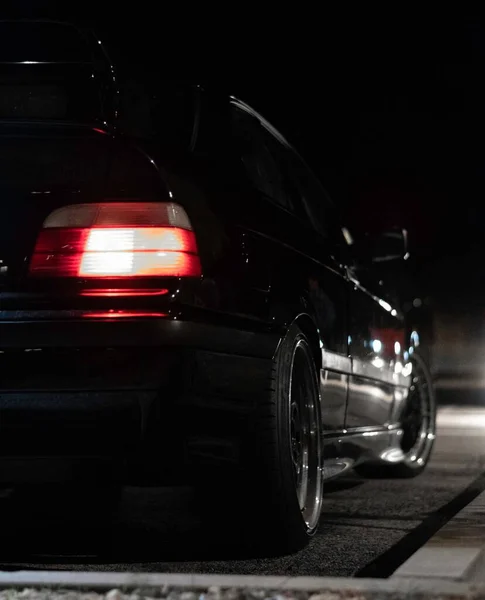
[264,222,349,431]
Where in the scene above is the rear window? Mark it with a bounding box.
[0,83,67,119]
[0,22,92,63]
[0,64,102,121]
[0,22,103,122]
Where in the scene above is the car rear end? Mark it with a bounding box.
[0,21,209,485]
[0,116,213,485]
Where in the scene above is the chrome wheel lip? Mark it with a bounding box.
[288,339,324,533]
[400,356,436,466]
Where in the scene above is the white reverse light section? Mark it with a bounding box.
[43,202,193,230]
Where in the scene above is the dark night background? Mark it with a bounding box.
[5,3,485,324]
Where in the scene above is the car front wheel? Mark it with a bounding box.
[356,351,436,479]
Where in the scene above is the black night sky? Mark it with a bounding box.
[6,3,485,313]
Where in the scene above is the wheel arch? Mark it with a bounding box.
[274,313,322,373]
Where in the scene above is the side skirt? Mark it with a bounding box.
[323,425,405,478]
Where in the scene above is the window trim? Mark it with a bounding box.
[230,97,342,238]
[230,97,290,148]
[230,98,296,214]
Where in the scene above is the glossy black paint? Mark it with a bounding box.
[0,33,420,484]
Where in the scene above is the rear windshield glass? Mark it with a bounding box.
[0,22,92,63]
[0,21,102,122]
[0,83,69,119]
[0,65,102,121]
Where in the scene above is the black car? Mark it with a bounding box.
[0,20,435,551]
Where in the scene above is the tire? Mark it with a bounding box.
[238,324,324,551]
[356,351,436,479]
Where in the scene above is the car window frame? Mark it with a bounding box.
[230,99,298,215]
[230,98,351,253]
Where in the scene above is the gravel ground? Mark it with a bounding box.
[2,586,485,600]
[0,589,318,600]
[0,589,336,600]
[0,590,338,600]
[0,403,484,577]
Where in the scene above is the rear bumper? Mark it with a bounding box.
[0,316,277,484]
[0,315,278,357]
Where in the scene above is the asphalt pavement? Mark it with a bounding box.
[1,391,484,578]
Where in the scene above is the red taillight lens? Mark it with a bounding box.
[29,203,201,279]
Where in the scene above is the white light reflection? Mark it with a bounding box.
[379,299,392,312]
[372,357,385,369]
[394,341,401,355]
[401,362,413,378]
[372,339,382,353]
[342,227,354,245]
[380,448,405,463]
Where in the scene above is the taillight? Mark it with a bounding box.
[29,202,201,278]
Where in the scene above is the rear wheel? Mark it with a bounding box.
[356,351,436,478]
[242,324,324,551]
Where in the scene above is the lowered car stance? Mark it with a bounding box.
[0,20,435,551]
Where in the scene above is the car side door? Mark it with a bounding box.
[345,253,408,430]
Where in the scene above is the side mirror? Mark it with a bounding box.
[371,228,409,263]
